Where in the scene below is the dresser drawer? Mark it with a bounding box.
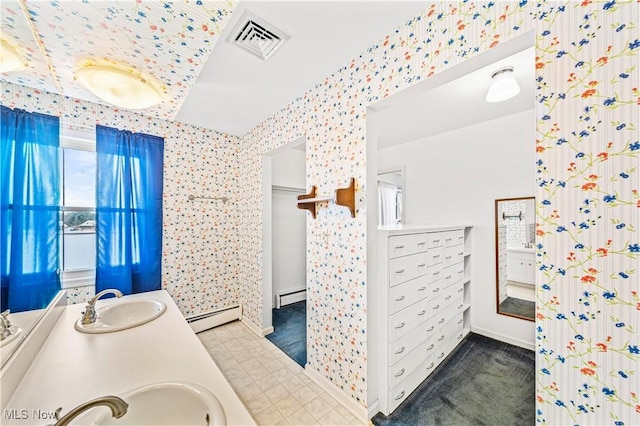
[442,262,464,289]
[426,247,444,266]
[389,275,430,315]
[389,252,429,287]
[388,234,429,259]
[388,333,438,389]
[388,356,432,413]
[388,315,439,365]
[443,245,464,267]
[442,229,464,247]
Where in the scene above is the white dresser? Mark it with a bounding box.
[376,225,472,415]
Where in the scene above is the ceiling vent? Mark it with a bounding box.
[225,10,289,61]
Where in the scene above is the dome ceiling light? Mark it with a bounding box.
[0,39,27,73]
[75,63,164,110]
[486,66,520,103]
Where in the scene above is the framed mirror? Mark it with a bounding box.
[495,197,535,321]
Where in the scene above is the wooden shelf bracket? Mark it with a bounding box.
[296,178,357,219]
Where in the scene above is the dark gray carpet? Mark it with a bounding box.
[266,300,306,367]
[372,333,535,426]
[499,297,535,320]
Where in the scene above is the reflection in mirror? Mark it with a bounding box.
[495,197,535,321]
[377,168,404,226]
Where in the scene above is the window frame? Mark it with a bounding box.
[59,123,97,289]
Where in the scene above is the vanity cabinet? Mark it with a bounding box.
[506,248,535,284]
[377,225,471,415]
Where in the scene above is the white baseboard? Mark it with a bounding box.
[241,316,265,337]
[470,326,535,351]
[304,367,367,423]
[367,400,380,420]
[262,326,274,336]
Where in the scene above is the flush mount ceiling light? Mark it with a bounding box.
[486,66,520,103]
[75,64,163,110]
[0,39,27,73]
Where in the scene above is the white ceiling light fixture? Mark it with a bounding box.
[75,64,164,110]
[0,39,27,73]
[486,66,520,103]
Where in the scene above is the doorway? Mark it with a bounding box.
[262,137,308,367]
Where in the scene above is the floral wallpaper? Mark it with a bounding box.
[0,0,236,120]
[1,1,638,424]
[535,2,639,425]
[1,82,241,318]
[239,1,639,424]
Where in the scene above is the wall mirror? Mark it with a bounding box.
[495,197,535,321]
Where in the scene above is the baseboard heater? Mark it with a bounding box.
[187,305,242,333]
[276,289,306,309]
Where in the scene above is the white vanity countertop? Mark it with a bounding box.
[3,290,256,425]
[506,246,535,254]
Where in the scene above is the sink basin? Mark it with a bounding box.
[74,382,226,425]
[75,299,166,334]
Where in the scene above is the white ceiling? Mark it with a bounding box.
[373,43,535,149]
[174,1,430,136]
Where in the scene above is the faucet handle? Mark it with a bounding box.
[1,309,11,327]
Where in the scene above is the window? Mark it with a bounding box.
[60,124,97,288]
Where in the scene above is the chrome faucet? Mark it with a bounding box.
[80,289,123,325]
[52,395,128,426]
[0,310,13,340]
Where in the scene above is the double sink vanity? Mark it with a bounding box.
[1,290,255,425]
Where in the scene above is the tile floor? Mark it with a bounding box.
[197,320,365,425]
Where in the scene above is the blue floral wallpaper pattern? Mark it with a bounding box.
[1,1,638,424]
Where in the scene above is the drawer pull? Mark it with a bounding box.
[417,310,426,316]
[445,275,452,280]
[427,362,435,370]
[395,322,405,329]
[433,304,440,310]
[433,239,440,244]
[394,368,406,377]
[458,304,464,310]
[395,295,405,302]
[445,256,452,260]
[417,242,426,246]
[427,325,435,332]
[433,271,440,276]
[395,245,405,249]
[395,269,406,274]
[445,295,452,300]
[438,335,445,341]
[395,346,406,355]
[427,343,435,351]
[395,391,406,401]
[417,263,426,268]
[433,254,440,259]
[418,286,426,291]
[433,288,440,293]
[458,288,464,293]
[438,352,445,359]
[458,252,464,256]
[458,319,463,324]
[438,318,445,324]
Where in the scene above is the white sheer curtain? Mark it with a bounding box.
[378,181,399,226]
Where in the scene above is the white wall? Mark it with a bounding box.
[377,108,536,348]
[271,149,307,306]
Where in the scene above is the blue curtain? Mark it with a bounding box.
[96,125,164,295]
[1,106,60,313]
